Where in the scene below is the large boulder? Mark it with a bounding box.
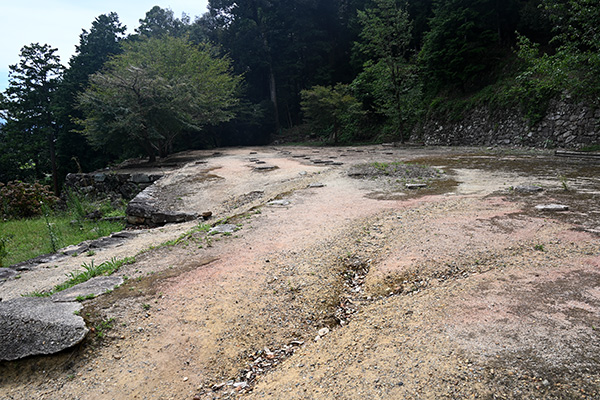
[126,186,197,226]
[0,298,88,361]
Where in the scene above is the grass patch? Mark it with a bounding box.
[25,256,135,297]
[0,192,125,267]
[580,144,600,152]
[0,216,125,266]
[348,161,443,182]
[93,317,115,339]
[54,257,135,293]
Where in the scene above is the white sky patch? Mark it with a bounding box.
[0,0,209,92]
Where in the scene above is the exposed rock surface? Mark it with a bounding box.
[0,268,17,281]
[0,298,87,361]
[126,186,197,226]
[514,185,543,193]
[51,276,124,302]
[208,224,238,235]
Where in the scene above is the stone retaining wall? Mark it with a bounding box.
[63,172,164,201]
[419,97,599,148]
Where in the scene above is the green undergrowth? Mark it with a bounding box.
[580,144,600,152]
[0,192,125,267]
[349,161,443,183]
[0,215,124,267]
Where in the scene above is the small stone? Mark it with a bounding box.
[268,199,290,206]
[183,377,189,382]
[318,327,330,337]
[535,204,569,211]
[209,224,238,235]
[113,354,121,360]
[308,183,325,188]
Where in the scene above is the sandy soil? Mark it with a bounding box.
[1,145,599,400]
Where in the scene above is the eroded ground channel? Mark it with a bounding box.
[1,146,600,400]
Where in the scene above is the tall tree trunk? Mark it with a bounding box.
[49,130,59,196]
[269,65,280,134]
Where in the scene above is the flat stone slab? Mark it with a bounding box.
[51,276,124,302]
[406,183,428,189]
[514,185,543,193]
[535,204,569,211]
[254,165,277,171]
[312,160,334,165]
[126,186,197,226]
[0,268,18,281]
[0,298,87,361]
[209,224,239,235]
[268,200,291,206]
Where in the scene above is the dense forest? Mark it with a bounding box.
[0,0,598,194]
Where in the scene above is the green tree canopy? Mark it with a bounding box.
[135,6,190,38]
[55,12,127,176]
[0,43,63,192]
[300,84,363,143]
[353,0,421,142]
[419,0,519,92]
[78,36,241,162]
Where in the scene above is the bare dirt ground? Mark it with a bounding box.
[1,145,600,400]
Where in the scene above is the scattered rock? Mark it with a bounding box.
[535,204,569,211]
[209,224,238,235]
[51,276,124,302]
[201,211,213,220]
[318,327,330,337]
[0,298,87,361]
[308,183,325,188]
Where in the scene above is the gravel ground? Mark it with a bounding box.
[1,145,599,400]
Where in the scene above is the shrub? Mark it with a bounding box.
[300,84,364,144]
[0,181,59,219]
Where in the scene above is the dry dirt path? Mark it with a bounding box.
[1,145,600,400]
